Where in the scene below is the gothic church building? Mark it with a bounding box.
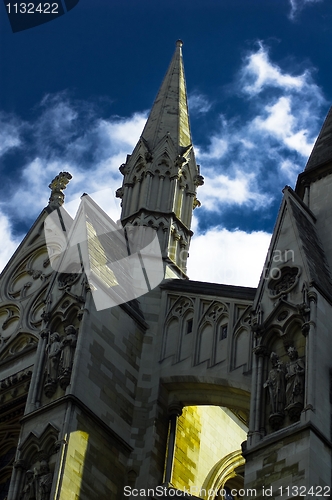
[0,41,332,499]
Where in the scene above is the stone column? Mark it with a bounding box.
[164,402,183,485]
[169,175,179,212]
[183,191,195,227]
[304,291,317,411]
[122,183,133,217]
[26,328,49,412]
[156,174,165,211]
[8,459,26,500]
[253,344,267,440]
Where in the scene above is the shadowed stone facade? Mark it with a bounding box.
[1,42,332,500]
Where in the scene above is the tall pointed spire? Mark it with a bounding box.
[141,40,192,151]
[305,106,332,170]
[116,41,203,279]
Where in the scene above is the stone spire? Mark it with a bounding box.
[305,106,332,170]
[141,39,191,151]
[116,41,203,278]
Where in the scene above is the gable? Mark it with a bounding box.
[254,187,332,316]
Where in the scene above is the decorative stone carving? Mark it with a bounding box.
[173,297,193,317]
[59,325,77,390]
[44,333,61,397]
[144,151,153,163]
[7,249,52,301]
[35,460,52,500]
[43,257,50,268]
[264,352,286,429]
[206,303,226,322]
[268,266,300,298]
[194,174,204,187]
[285,346,305,420]
[57,272,80,290]
[20,469,35,500]
[0,334,37,362]
[21,281,32,297]
[41,295,52,325]
[175,155,186,168]
[119,162,127,175]
[193,197,201,209]
[115,187,124,199]
[19,461,53,500]
[27,269,45,281]
[253,344,267,357]
[0,370,32,391]
[48,171,72,208]
[277,310,289,322]
[0,306,20,343]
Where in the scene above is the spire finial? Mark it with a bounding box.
[141,40,191,149]
[48,171,72,208]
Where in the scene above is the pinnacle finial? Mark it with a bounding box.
[48,171,72,208]
[176,40,183,47]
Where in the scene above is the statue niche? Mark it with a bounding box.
[20,469,35,500]
[44,333,61,397]
[20,460,53,500]
[285,346,305,421]
[59,325,77,390]
[44,325,78,397]
[264,352,286,429]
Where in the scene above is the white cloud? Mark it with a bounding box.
[289,0,323,20]
[199,170,270,210]
[280,159,302,181]
[241,43,306,95]
[0,211,22,272]
[6,108,147,223]
[252,96,314,156]
[0,117,22,157]
[197,136,228,160]
[97,113,147,150]
[0,104,147,273]
[188,93,212,114]
[188,225,271,287]
[194,42,325,213]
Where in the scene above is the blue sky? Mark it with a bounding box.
[1,0,332,286]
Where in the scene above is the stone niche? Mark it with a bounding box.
[263,326,305,433]
[16,423,59,500]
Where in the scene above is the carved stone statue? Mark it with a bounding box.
[20,470,35,500]
[35,461,52,500]
[285,346,305,420]
[46,333,61,382]
[264,352,286,429]
[44,333,61,397]
[59,325,77,389]
[264,352,286,413]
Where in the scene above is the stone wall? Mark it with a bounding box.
[172,405,247,495]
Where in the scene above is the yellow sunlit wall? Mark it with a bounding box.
[172,406,247,497]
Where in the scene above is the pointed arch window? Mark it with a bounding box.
[220,324,228,340]
[186,318,193,334]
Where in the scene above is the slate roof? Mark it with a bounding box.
[305,106,332,170]
[289,196,332,300]
[160,278,256,300]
